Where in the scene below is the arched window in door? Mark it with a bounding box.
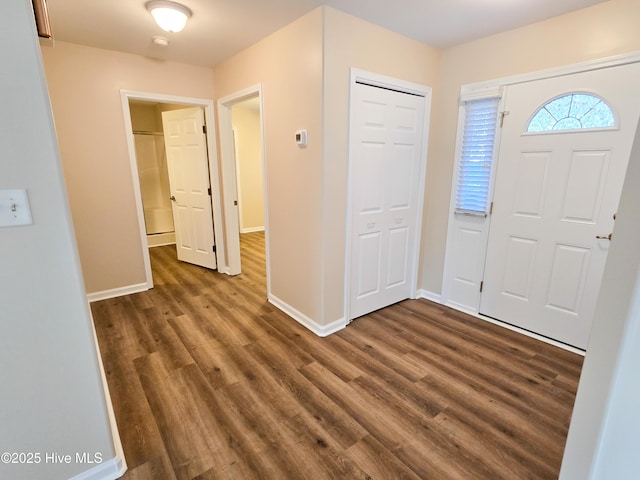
[527,92,615,133]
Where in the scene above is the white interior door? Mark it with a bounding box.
[349,82,426,320]
[480,63,640,349]
[162,107,217,269]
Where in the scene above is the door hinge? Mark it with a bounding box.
[208,187,212,196]
[212,245,216,253]
[202,125,207,134]
[499,111,509,128]
[489,202,494,215]
[480,281,484,293]
[234,200,238,206]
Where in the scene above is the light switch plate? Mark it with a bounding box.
[295,129,307,147]
[0,189,33,227]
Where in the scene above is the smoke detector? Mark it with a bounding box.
[152,36,169,47]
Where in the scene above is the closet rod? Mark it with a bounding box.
[132,130,164,136]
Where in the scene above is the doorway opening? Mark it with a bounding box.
[129,100,191,248]
[217,85,269,292]
[231,97,265,236]
[121,90,226,290]
[441,56,640,351]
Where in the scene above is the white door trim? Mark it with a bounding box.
[461,51,640,99]
[345,68,432,322]
[120,90,225,289]
[441,51,640,339]
[231,127,244,233]
[217,85,269,284]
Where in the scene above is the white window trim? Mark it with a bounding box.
[460,51,640,98]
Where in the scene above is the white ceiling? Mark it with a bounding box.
[46,0,608,68]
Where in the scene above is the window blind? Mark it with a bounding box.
[455,97,500,215]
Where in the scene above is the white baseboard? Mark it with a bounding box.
[240,226,265,234]
[68,455,126,480]
[416,289,442,303]
[147,232,176,247]
[268,294,346,337]
[87,282,150,303]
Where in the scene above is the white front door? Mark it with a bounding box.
[162,107,217,269]
[349,82,427,320]
[480,63,640,349]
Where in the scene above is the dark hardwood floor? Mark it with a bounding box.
[92,232,583,480]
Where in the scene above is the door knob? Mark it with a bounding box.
[596,233,612,240]
[170,195,176,202]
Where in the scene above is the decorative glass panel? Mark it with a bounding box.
[527,93,615,132]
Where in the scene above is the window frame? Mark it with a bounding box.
[524,91,618,136]
[453,90,503,217]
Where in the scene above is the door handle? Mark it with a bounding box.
[596,233,612,240]
[170,195,176,202]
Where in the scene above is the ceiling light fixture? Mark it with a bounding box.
[145,1,192,33]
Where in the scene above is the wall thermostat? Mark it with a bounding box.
[295,130,307,147]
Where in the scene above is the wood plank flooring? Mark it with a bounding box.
[92,231,583,480]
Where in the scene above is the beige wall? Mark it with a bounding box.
[213,8,324,321]
[423,0,640,294]
[40,0,640,321]
[214,6,440,326]
[130,101,161,132]
[232,104,265,232]
[1,1,116,478]
[41,42,215,294]
[322,6,441,323]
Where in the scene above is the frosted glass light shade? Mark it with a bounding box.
[146,1,192,33]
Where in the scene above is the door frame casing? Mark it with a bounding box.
[441,51,640,350]
[217,84,269,283]
[120,90,226,289]
[344,68,432,322]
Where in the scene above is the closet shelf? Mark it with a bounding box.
[133,130,164,136]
